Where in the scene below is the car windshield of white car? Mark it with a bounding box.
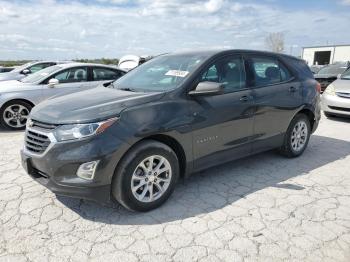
[318,66,348,75]
[111,54,209,92]
[20,66,61,83]
[341,69,350,80]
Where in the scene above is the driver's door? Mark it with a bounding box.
[190,55,255,171]
[41,66,90,100]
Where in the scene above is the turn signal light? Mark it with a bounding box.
[316,82,321,93]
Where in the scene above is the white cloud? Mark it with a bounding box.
[340,0,350,5]
[0,0,349,60]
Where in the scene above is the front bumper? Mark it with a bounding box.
[321,93,350,116]
[21,129,130,203]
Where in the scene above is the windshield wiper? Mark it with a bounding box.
[119,87,136,92]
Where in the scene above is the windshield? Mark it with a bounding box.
[13,62,35,72]
[110,54,209,92]
[20,66,61,83]
[341,69,350,80]
[317,65,348,75]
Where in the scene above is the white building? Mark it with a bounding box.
[302,44,350,66]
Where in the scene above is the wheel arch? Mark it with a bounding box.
[0,98,35,110]
[113,134,187,181]
[138,134,187,179]
[295,107,316,131]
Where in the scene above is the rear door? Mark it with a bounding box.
[246,55,303,153]
[91,66,125,87]
[41,66,89,100]
[190,55,255,171]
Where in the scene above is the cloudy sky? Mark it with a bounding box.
[1,0,350,60]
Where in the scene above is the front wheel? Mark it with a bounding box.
[0,101,32,130]
[279,114,311,158]
[112,140,179,212]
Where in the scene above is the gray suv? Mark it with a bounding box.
[21,50,321,212]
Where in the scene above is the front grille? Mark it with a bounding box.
[25,130,51,154]
[329,106,350,112]
[31,119,58,130]
[25,120,58,154]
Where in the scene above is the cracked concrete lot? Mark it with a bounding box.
[0,115,350,262]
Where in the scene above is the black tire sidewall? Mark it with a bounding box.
[112,141,179,212]
[285,114,311,157]
[0,100,32,130]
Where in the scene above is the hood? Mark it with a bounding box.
[30,86,164,124]
[0,72,23,82]
[314,73,337,79]
[0,80,37,93]
[332,79,350,93]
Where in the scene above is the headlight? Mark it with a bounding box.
[53,117,118,142]
[324,84,336,96]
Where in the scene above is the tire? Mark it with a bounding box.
[279,113,311,158]
[112,140,179,212]
[0,100,32,130]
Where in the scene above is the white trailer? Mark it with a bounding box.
[302,44,350,66]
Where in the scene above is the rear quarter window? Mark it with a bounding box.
[286,58,314,80]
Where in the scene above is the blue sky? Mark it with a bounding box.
[0,0,350,60]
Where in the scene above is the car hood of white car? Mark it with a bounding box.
[0,80,38,93]
[0,71,24,81]
[332,79,350,92]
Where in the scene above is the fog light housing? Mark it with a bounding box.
[76,161,99,180]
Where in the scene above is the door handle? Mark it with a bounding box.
[240,95,251,102]
[289,86,297,93]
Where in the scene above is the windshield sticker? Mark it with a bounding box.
[165,70,189,78]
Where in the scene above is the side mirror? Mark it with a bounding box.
[48,78,59,87]
[189,81,224,96]
[337,74,342,79]
[22,69,31,75]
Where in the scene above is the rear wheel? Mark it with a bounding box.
[0,101,32,130]
[112,140,179,212]
[279,114,311,158]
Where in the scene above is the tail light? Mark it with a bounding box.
[315,82,321,93]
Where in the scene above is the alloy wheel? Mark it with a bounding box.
[3,104,30,129]
[131,155,172,203]
[290,120,308,152]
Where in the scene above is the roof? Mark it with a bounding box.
[57,62,119,69]
[166,49,302,61]
[302,44,350,49]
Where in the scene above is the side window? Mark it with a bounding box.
[250,57,292,87]
[200,56,246,93]
[28,63,52,73]
[201,65,219,82]
[53,67,88,83]
[92,67,122,81]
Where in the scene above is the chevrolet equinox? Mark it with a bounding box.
[21,50,321,212]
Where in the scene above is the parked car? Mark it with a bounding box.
[118,55,152,71]
[0,66,15,73]
[21,50,321,212]
[314,62,350,92]
[0,61,72,82]
[0,63,126,130]
[309,65,324,74]
[322,68,350,118]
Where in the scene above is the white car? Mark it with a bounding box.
[322,69,350,118]
[118,55,152,71]
[0,63,126,130]
[0,61,71,82]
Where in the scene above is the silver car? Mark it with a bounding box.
[322,69,350,117]
[0,61,72,82]
[0,63,126,130]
